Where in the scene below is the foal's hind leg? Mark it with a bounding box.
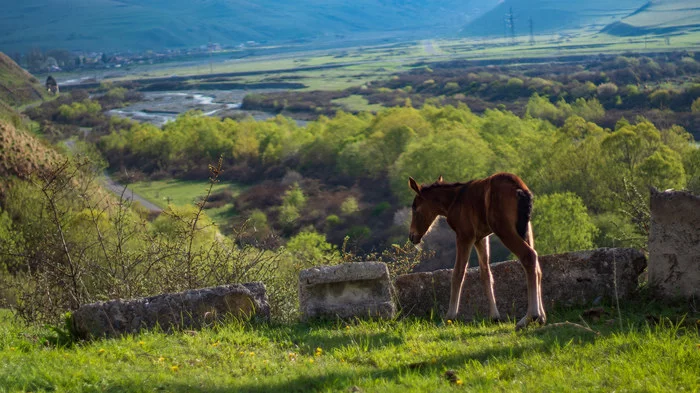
[475,236,501,321]
[446,236,474,320]
[496,229,546,330]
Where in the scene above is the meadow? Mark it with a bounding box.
[0,299,698,393]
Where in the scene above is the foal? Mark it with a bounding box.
[408,173,545,330]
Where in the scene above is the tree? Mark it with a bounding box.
[532,193,599,255]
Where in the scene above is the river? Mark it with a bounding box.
[106,90,307,126]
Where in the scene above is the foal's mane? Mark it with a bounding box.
[421,180,473,193]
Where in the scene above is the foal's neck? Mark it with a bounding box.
[426,183,467,215]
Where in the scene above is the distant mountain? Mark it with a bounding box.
[601,0,700,36]
[0,0,499,53]
[461,0,646,38]
[0,52,45,106]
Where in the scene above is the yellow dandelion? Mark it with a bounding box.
[345,325,350,330]
[288,352,297,361]
[239,351,245,356]
[456,379,463,386]
[98,348,105,354]
[211,341,220,347]
[447,320,453,325]
[308,358,314,364]
[138,341,145,346]
[158,356,165,362]
[315,347,323,356]
[249,351,255,357]
[170,365,179,372]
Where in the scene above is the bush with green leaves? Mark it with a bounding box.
[532,192,599,255]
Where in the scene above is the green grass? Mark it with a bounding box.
[332,95,385,113]
[128,179,244,224]
[1,303,698,392]
[128,179,240,208]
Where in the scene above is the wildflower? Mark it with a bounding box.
[158,356,165,362]
[239,351,245,356]
[211,341,220,347]
[315,347,323,357]
[345,325,350,330]
[9,347,16,351]
[288,352,297,361]
[138,341,145,346]
[249,351,255,357]
[447,320,453,325]
[456,379,463,386]
[98,348,105,354]
[308,358,314,364]
[170,365,179,372]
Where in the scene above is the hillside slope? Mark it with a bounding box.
[0,118,60,189]
[0,0,498,53]
[0,53,45,106]
[461,0,646,37]
[601,0,700,36]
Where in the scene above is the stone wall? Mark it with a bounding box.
[72,282,269,339]
[648,189,700,300]
[395,248,646,320]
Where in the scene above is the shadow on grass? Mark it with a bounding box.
[106,327,588,393]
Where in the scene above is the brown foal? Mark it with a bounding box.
[408,173,545,330]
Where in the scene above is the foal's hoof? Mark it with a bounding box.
[515,314,546,331]
[490,315,506,324]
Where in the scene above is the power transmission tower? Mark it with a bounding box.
[529,17,535,45]
[507,7,516,45]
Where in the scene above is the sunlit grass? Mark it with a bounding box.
[0,302,698,393]
[332,95,385,113]
[128,179,242,208]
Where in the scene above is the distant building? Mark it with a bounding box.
[46,76,59,95]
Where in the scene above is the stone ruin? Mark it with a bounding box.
[648,189,700,300]
[72,282,269,339]
[298,262,395,321]
[70,189,698,338]
[394,248,646,320]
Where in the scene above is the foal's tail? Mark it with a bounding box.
[516,189,534,247]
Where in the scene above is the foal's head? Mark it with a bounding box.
[407,176,443,244]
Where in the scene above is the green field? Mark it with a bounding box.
[128,179,244,224]
[0,302,698,392]
[331,95,385,113]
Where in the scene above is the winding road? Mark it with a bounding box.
[101,174,163,212]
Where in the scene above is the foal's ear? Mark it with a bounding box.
[437,175,444,183]
[408,177,422,195]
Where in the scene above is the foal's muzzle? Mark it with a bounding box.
[409,232,421,245]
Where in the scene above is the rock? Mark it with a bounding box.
[395,248,646,320]
[72,282,269,339]
[299,262,395,321]
[648,189,700,300]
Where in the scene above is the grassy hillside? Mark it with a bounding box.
[0,115,60,189]
[0,0,496,53]
[461,0,646,37]
[602,0,700,36]
[0,52,45,106]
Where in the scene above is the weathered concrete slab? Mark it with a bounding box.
[72,282,269,339]
[395,248,646,320]
[299,262,395,321]
[648,189,700,300]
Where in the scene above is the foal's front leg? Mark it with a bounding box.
[446,236,474,320]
